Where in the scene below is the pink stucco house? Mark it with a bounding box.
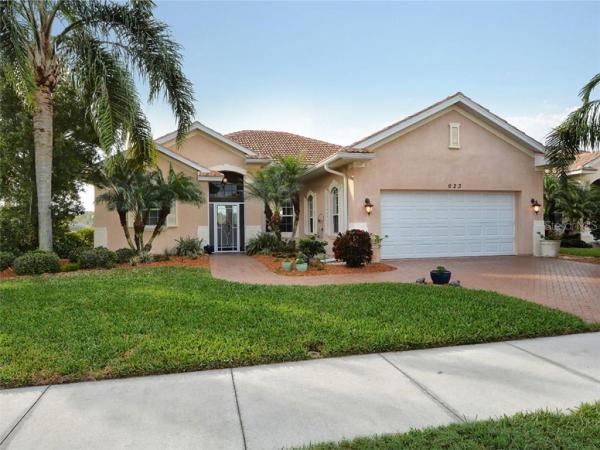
[94,92,547,259]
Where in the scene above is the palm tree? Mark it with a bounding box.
[276,155,307,237]
[546,73,600,173]
[0,0,195,251]
[245,155,306,241]
[143,164,204,251]
[555,182,595,233]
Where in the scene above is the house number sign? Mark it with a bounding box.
[448,183,462,189]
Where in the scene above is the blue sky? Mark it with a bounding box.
[83,1,600,208]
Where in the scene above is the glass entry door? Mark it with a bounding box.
[214,204,240,252]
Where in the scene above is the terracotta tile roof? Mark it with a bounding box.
[225,130,344,164]
[569,152,600,171]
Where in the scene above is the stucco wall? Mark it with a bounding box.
[301,107,543,256]
[94,132,266,253]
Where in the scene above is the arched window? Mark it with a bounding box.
[306,195,314,234]
[331,187,339,234]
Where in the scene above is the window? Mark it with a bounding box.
[331,187,339,234]
[306,195,314,234]
[209,171,244,202]
[449,123,460,149]
[280,200,294,233]
[146,208,161,226]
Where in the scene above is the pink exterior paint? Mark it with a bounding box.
[94,132,265,253]
[299,107,543,256]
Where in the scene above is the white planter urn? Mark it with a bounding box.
[540,240,560,258]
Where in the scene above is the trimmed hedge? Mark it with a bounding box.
[54,229,94,261]
[0,251,15,271]
[333,229,373,267]
[13,251,61,275]
[78,247,117,269]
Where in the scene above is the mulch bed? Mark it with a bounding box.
[559,255,600,265]
[0,255,210,282]
[254,254,395,276]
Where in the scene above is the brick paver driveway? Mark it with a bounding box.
[211,255,600,323]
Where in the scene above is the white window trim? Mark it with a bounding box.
[304,191,317,235]
[280,199,295,237]
[127,201,178,230]
[449,122,461,149]
[325,180,343,237]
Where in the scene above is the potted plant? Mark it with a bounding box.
[295,254,308,272]
[538,230,561,257]
[430,266,452,285]
[281,258,293,272]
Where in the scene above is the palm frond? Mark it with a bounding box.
[579,73,600,103]
[58,0,195,146]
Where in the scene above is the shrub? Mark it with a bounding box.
[153,253,170,262]
[115,248,137,264]
[0,251,15,271]
[298,235,327,258]
[175,236,204,257]
[246,232,281,255]
[73,228,94,247]
[61,262,80,272]
[78,247,117,269]
[13,251,61,275]
[130,251,153,266]
[561,238,592,248]
[333,229,373,267]
[54,230,93,261]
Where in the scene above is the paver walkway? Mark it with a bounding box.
[2,333,600,450]
[211,254,600,322]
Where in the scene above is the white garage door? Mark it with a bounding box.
[380,191,515,259]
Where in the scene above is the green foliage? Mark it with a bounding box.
[115,248,137,264]
[0,251,15,271]
[0,267,589,387]
[77,247,117,269]
[545,72,600,171]
[245,155,307,238]
[333,229,373,267]
[0,74,101,254]
[13,251,61,275]
[97,161,204,252]
[434,266,449,273]
[298,235,327,258]
[306,402,600,450]
[245,232,282,255]
[61,262,80,272]
[54,230,94,261]
[295,254,307,265]
[561,238,592,248]
[174,236,204,257]
[560,247,600,258]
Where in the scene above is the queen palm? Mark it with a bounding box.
[0,0,195,251]
[546,73,600,172]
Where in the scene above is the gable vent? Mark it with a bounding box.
[449,123,460,149]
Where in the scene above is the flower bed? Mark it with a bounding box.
[254,254,395,276]
[0,255,210,281]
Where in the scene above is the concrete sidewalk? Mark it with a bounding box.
[2,333,600,450]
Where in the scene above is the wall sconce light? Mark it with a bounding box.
[530,198,541,214]
[364,198,374,215]
[222,174,228,184]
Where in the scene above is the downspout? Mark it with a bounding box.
[324,163,349,232]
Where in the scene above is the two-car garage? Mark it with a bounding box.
[380,191,516,259]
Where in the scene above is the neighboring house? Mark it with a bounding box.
[567,152,600,242]
[94,92,546,259]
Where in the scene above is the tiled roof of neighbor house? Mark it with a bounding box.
[225,130,345,164]
[569,152,600,171]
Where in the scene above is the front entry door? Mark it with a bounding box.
[214,204,240,252]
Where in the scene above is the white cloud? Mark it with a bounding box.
[507,107,575,142]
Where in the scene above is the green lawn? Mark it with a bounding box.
[303,402,600,449]
[0,267,592,388]
[561,247,600,257]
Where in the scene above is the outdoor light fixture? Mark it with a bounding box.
[222,174,228,184]
[531,198,541,214]
[364,198,374,215]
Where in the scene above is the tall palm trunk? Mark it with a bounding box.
[32,86,54,251]
[117,210,136,250]
[144,207,170,251]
